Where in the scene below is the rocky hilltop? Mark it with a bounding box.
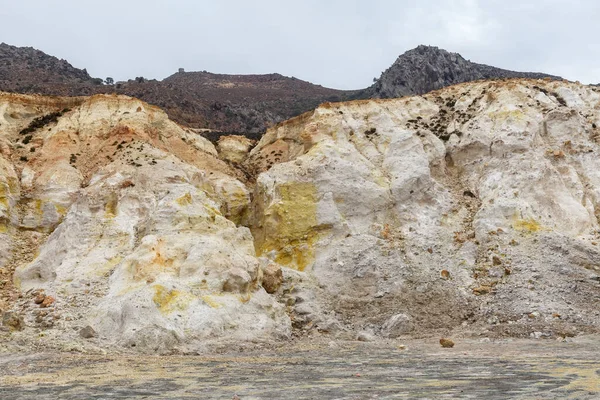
[366,45,560,98]
[2,78,600,353]
[0,43,563,136]
[118,71,352,137]
[0,43,97,92]
[0,43,355,136]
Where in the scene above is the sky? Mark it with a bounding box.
[1,0,599,89]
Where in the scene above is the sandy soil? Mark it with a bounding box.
[0,336,599,399]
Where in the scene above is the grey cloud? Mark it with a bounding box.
[0,0,598,89]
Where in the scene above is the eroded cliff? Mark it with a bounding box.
[1,79,600,353]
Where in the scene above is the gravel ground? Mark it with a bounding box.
[0,336,599,399]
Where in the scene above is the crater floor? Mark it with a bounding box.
[1,336,599,399]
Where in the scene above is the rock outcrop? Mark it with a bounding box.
[366,45,560,99]
[0,42,356,135]
[0,43,96,91]
[1,42,564,136]
[0,93,289,352]
[2,78,600,353]
[246,78,600,339]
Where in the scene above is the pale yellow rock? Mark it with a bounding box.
[4,79,600,352]
[1,92,289,352]
[246,79,600,336]
[217,135,255,164]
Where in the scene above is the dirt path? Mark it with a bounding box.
[0,336,599,399]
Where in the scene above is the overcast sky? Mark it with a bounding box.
[1,0,599,89]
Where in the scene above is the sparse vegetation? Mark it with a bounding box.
[364,127,377,137]
[19,109,69,135]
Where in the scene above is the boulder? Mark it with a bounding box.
[2,312,24,331]
[261,262,283,294]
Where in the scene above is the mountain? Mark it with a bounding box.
[0,43,98,92]
[0,43,563,137]
[2,79,600,353]
[365,45,561,98]
[0,42,356,137]
[110,71,355,138]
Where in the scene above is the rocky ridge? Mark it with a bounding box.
[0,43,97,92]
[366,45,560,99]
[0,42,355,136]
[2,78,600,353]
[0,43,563,136]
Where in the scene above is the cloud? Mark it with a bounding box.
[0,0,598,88]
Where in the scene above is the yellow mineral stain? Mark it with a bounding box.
[0,223,7,234]
[34,199,43,213]
[489,109,525,121]
[176,192,192,206]
[95,255,123,276]
[204,204,222,217]
[152,284,191,314]
[221,187,249,224]
[13,274,21,289]
[132,250,177,282]
[7,177,19,195]
[0,183,9,208]
[256,182,325,271]
[513,218,543,232]
[547,364,600,394]
[237,293,251,303]
[55,204,67,216]
[104,193,118,218]
[152,249,174,270]
[200,182,217,198]
[201,294,223,309]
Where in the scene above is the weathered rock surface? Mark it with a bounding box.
[217,135,256,165]
[0,93,289,352]
[366,45,560,99]
[246,78,600,339]
[2,78,600,353]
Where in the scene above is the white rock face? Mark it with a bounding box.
[1,93,289,352]
[247,79,600,337]
[0,154,18,270]
[3,80,600,352]
[17,156,289,350]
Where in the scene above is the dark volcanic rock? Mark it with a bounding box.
[80,325,97,339]
[115,71,356,136]
[0,42,97,93]
[0,42,563,136]
[364,45,561,99]
[0,43,356,135]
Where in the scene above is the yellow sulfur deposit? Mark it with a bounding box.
[256,182,321,271]
[152,284,192,314]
